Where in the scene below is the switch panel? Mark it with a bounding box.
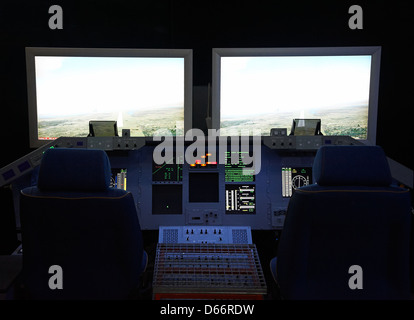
[158,226,252,244]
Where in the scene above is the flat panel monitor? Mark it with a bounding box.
[188,172,219,203]
[89,120,119,137]
[290,119,322,136]
[212,47,381,145]
[225,184,256,214]
[26,47,193,147]
[152,184,183,215]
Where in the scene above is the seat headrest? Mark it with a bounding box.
[37,148,111,192]
[313,145,392,187]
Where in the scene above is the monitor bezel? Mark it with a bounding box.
[88,120,119,137]
[212,46,381,145]
[26,47,193,148]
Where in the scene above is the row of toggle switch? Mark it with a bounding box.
[158,226,252,244]
[186,228,222,235]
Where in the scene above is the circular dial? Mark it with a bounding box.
[291,175,309,190]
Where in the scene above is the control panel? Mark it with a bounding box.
[158,226,252,244]
[262,135,363,150]
[3,135,374,231]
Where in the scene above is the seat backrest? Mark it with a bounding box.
[276,145,411,299]
[20,148,145,299]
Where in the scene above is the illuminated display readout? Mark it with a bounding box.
[153,157,183,182]
[225,151,255,182]
[225,184,256,214]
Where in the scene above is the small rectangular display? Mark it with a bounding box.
[225,151,255,182]
[189,173,219,202]
[282,167,312,197]
[110,168,127,190]
[152,184,183,214]
[225,184,256,214]
[152,156,183,182]
[188,152,217,169]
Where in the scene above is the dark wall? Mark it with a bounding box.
[1,0,412,170]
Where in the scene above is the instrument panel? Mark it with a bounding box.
[3,135,363,230]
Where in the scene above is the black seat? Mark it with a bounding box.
[20,148,147,299]
[271,145,411,299]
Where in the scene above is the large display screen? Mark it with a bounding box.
[212,47,381,145]
[26,48,193,147]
